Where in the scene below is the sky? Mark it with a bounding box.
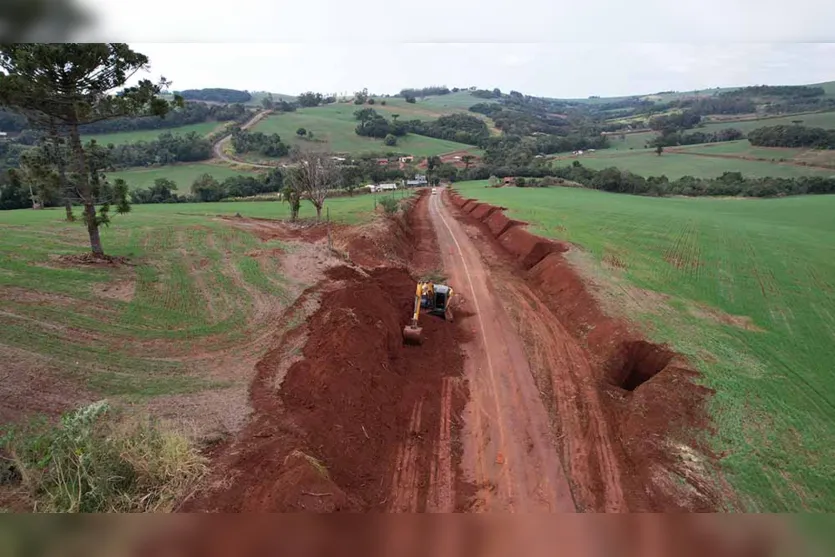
[70,1,835,98]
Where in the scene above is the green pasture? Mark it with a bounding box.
[0,194,380,398]
[109,163,261,191]
[453,180,835,512]
[551,150,835,179]
[252,104,479,157]
[84,121,227,146]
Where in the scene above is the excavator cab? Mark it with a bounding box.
[426,284,451,317]
[403,282,454,345]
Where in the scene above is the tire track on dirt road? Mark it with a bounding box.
[428,189,576,512]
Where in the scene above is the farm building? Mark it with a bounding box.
[365,183,398,193]
[405,174,428,187]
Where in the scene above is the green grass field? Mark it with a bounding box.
[84,122,227,146]
[605,131,657,151]
[552,150,835,179]
[0,194,380,400]
[702,110,835,134]
[675,140,806,160]
[253,104,480,158]
[453,181,835,512]
[109,163,261,191]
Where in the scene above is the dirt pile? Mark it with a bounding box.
[189,194,468,512]
[446,188,723,511]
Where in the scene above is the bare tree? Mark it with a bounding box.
[288,149,341,221]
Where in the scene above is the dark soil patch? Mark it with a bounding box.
[56,253,131,266]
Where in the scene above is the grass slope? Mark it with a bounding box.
[702,110,835,134]
[109,163,261,191]
[0,194,379,399]
[454,181,835,512]
[552,151,835,179]
[84,122,227,146]
[253,104,480,158]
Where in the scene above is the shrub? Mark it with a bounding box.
[378,195,400,214]
[2,401,207,512]
[384,134,397,146]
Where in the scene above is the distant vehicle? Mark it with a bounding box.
[431,187,437,194]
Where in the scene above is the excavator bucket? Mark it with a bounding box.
[403,324,423,345]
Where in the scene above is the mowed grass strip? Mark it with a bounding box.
[454,180,835,511]
[0,195,378,397]
[83,121,228,146]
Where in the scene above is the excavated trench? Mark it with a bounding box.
[445,188,722,511]
[187,194,470,512]
[187,189,721,513]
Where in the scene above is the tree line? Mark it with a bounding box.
[1,101,253,136]
[176,88,252,103]
[353,108,492,147]
[398,86,451,98]
[230,128,290,157]
[747,125,835,149]
[649,127,744,148]
[460,160,835,198]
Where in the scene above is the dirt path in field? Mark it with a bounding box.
[212,109,279,169]
[426,191,576,512]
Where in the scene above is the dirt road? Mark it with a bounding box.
[427,189,576,512]
[212,110,278,169]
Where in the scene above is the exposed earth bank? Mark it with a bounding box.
[187,189,725,512]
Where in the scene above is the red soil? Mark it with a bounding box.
[446,190,723,511]
[189,194,470,512]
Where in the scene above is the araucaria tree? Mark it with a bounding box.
[0,43,178,256]
[287,148,341,220]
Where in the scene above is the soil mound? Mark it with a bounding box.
[190,194,468,512]
[499,227,568,270]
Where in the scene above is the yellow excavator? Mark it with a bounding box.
[403,281,454,345]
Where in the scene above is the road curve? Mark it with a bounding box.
[212,109,279,169]
[428,188,576,512]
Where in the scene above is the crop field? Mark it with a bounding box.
[84,122,227,146]
[453,180,835,511]
[109,163,261,191]
[0,195,378,402]
[551,150,835,179]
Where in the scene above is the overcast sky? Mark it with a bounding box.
[76,0,835,98]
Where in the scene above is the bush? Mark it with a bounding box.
[2,401,207,512]
[378,195,400,214]
[384,134,397,146]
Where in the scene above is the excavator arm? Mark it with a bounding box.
[403,282,425,344]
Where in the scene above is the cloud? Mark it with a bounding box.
[126,42,835,99]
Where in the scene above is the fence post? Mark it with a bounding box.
[327,206,332,251]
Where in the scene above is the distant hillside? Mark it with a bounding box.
[559,80,835,105]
